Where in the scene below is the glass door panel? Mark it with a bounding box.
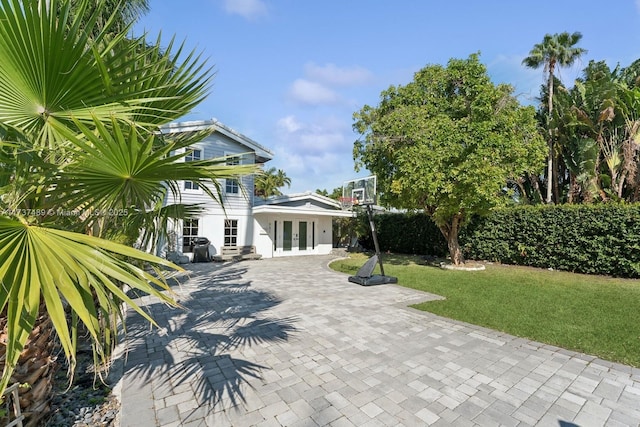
[298,221,307,250]
[283,221,292,251]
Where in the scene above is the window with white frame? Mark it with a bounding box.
[225,156,240,194]
[182,219,199,252]
[224,219,238,246]
[184,148,202,190]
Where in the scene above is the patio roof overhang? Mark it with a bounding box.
[252,205,354,218]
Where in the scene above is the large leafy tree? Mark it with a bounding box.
[523,31,586,204]
[0,0,255,423]
[353,54,545,265]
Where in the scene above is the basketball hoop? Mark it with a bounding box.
[338,196,359,210]
[340,174,397,286]
[342,175,377,207]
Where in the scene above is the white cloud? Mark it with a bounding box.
[277,115,303,133]
[278,64,374,189]
[222,0,267,20]
[297,129,344,155]
[272,114,357,192]
[276,115,348,155]
[270,149,350,193]
[286,62,375,107]
[277,116,349,155]
[287,79,341,106]
[304,62,374,86]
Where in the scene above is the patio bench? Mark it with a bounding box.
[212,245,262,262]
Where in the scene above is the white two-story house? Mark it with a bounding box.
[160,119,352,260]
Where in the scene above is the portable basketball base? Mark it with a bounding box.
[348,204,398,286]
[348,254,398,286]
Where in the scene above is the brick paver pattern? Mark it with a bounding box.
[114,256,640,426]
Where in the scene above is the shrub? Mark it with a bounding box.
[357,211,447,256]
[462,204,640,278]
[356,204,640,278]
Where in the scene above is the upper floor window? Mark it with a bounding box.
[225,156,240,194]
[184,148,202,191]
[184,180,199,191]
[225,178,239,194]
[185,149,201,162]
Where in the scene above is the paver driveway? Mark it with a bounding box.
[114,256,640,426]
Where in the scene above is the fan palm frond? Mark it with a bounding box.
[0,217,182,393]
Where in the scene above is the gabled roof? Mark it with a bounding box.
[160,118,274,163]
[255,192,341,208]
[253,192,353,218]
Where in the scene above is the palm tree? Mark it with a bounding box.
[276,169,292,189]
[0,0,256,424]
[569,61,640,201]
[68,0,151,33]
[255,167,292,198]
[523,31,586,203]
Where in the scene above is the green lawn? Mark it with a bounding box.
[330,253,640,367]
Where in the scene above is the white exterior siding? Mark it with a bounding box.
[159,119,271,260]
[157,119,350,261]
[253,215,273,258]
[252,193,353,259]
[192,209,254,256]
[253,215,334,258]
[175,136,256,211]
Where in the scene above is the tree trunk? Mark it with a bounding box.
[546,62,555,204]
[447,232,464,266]
[438,214,465,265]
[513,177,530,204]
[568,172,579,204]
[528,173,544,203]
[0,302,58,427]
[545,139,554,203]
[552,151,560,203]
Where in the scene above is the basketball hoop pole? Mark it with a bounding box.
[344,174,397,286]
[366,204,385,276]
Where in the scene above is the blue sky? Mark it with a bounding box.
[134,0,640,194]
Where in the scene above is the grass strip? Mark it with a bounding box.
[330,253,640,367]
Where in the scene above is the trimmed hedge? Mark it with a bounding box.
[463,204,640,278]
[358,212,447,256]
[358,204,640,278]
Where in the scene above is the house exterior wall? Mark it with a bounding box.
[194,209,254,255]
[157,119,347,261]
[253,215,273,258]
[170,132,256,210]
[162,129,259,259]
[253,214,334,258]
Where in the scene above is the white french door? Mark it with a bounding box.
[278,218,314,255]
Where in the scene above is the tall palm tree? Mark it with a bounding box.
[276,168,292,189]
[0,0,256,424]
[255,167,292,198]
[523,31,586,203]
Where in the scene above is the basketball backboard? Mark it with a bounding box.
[341,175,377,209]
